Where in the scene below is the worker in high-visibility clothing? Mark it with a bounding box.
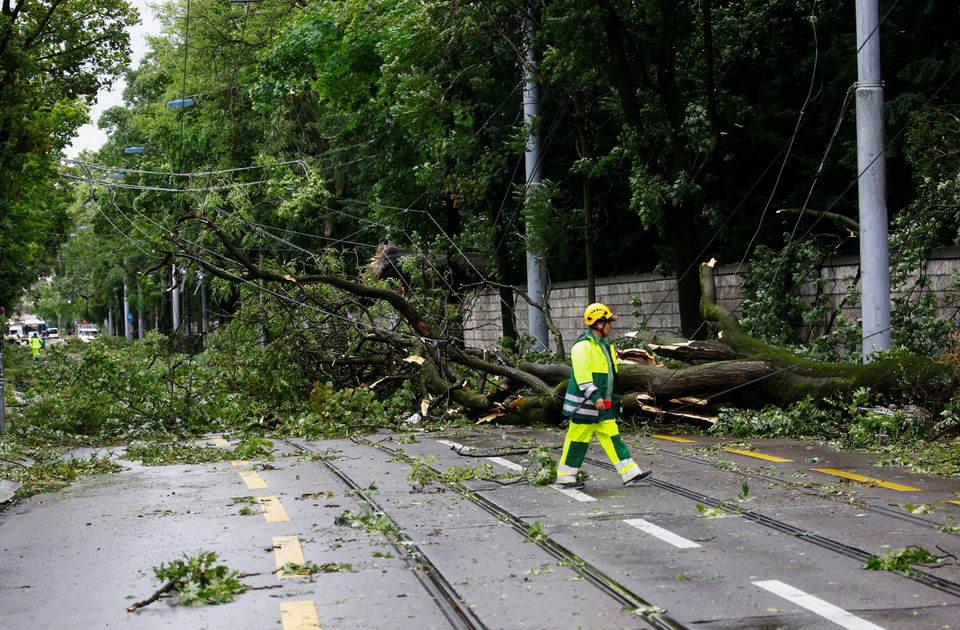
[29,333,42,361]
[556,302,651,489]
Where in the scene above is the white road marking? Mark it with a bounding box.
[487,456,524,471]
[753,580,885,630]
[552,485,597,502]
[436,439,471,451]
[623,518,701,549]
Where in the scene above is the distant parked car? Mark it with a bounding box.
[77,326,102,343]
[46,328,59,339]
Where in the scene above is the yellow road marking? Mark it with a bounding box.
[258,496,290,522]
[273,536,305,579]
[812,468,920,492]
[947,500,960,507]
[281,601,321,630]
[651,434,697,443]
[231,460,249,467]
[239,470,268,489]
[724,448,793,463]
[208,436,231,448]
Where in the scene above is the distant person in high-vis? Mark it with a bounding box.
[29,333,42,361]
[557,303,651,489]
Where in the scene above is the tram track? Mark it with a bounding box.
[445,428,960,600]
[577,451,960,600]
[646,447,959,534]
[345,435,689,630]
[290,439,488,630]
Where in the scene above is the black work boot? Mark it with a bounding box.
[623,470,652,486]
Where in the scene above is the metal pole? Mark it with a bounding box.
[1,307,6,435]
[855,0,891,361]
[171,264,181,333]
[200,272,209,335]
[122,282,132,340]
[137,284,145,340]
[523,1,549,352]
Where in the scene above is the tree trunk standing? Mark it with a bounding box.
[583,174,596,304]
[654,2,706,339]
[575,95,597,304]
[664,199,706,339]
[596,0,710,338]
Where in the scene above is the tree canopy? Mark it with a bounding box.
[0,0,137,311]
[4,0,958,360]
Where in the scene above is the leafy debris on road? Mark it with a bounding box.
[863,545,956,575]
[128,551,247,611]
[279,561,352,578]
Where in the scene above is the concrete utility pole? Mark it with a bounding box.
[855,0,892,361]
[523,1,549,352]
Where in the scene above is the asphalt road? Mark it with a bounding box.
[1,429,958,629]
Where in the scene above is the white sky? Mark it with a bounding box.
[64,0,161,157]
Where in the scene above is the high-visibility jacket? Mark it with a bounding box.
[29,337,42,352]
[562,330,622,423]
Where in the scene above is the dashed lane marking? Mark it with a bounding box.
[651,434,697,443]
[552,485,597,502]
[273,535,305,579]
[487,456,524,471]
[623,518,701,549]
[811,468,920,492]
[724,447,793,463]
[281,600,322,630]
[239,470,268,489]
[208,436,231,448]
[753,580,885,630]
[258,496,290,523]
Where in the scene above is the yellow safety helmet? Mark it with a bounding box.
[583,302,617,326]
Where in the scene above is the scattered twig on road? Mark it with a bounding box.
[451,446,531,458]
[127,579,177,612]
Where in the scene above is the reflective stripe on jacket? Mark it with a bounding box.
[562,331,621,423]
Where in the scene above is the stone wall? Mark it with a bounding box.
[463,247,960,352]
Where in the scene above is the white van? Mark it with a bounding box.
[5,323,23,344]
[77,325,102,343]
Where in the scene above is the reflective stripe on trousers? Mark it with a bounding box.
[558,419,639,482]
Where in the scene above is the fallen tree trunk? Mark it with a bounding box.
[491,260,957,421]
[166,218,957,423]
[695,259,957,406]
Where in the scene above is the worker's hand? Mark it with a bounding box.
[594,398,606,410]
